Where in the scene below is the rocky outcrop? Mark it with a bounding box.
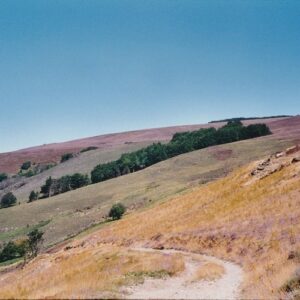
[250,145,300,181]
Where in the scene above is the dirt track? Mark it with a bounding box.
[124,248,243,300]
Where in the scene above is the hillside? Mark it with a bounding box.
[1,144,299,298]
[0,117,291,174]
[0,117,299,248]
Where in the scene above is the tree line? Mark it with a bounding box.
[1,121,271,202]
[91,121,271,184]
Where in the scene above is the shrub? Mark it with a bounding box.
[61,153,74,163]
[0,192,17,208]
[21,161,31,170]
[0,173,8,182]
[24,170,35,177]
[28,191,39,202]
[108,203,126,220]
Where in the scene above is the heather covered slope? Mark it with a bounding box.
[1,146,300,298]
[0,116,292,174]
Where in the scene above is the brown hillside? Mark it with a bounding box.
[1,146,299,298]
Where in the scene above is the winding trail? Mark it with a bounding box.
[124,248,243,300]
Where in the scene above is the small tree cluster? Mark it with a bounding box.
[0,192,17,208]
[28,191,39,202]
[0,229,44,263]
[21,161,31,170]
[40,173,89,198]
[0,173,8,183]
[61,153,74,163]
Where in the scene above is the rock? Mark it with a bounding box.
[275,152,284,158]
[153,244,164,250]
[286,145,300,155]
[292,157,300,163]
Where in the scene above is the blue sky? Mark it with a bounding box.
[0,0,299,152]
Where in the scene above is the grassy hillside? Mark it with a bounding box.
[0,141,153,203]
[1,143,299,299]
[1,116,299,247]
[0,136,291,247]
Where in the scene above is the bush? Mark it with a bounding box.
[0,192,17,208]
[21,161,31,170]
[108,203,126,220]
[0,173,8,182]
[28,191,39,202]
[61,153,74,163]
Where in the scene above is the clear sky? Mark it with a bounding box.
[0,0,299,152]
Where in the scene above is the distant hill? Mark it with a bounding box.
[0,116,291,174]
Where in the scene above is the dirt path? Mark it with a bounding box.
[124,248,243,300]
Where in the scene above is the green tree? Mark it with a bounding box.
[0,192,17,208]
[0,173,8,182]
[91,161,121,184]
[26,229,44,259]
[61,153,74,163]
[40,176,53,198]
[108,203,126,220]
[28,190,39,202]
[21,161,31,170]
[70,173,89,189]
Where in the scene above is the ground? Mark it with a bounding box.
[0,144,300,298]
[1,116,300,299]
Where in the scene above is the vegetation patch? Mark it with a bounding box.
[0,173,8,182]
[61,153,74,163]
[281,273,300,294]
[125,270,171,284]
[0,220,50,241]
[80,146,98,153]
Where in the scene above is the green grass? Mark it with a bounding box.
[0,136,293,247]
[0,219,51,241]
[0,257,23,267]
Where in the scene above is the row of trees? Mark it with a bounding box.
[40,173,89,198]
[91,122,271,184]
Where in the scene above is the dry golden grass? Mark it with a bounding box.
[193,262,225,281]
[83,152,300,298]
[1,149,300,298]
[0,245,184,299]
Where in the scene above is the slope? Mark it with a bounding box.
[0,117,290,174]
[1,144,300,299]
